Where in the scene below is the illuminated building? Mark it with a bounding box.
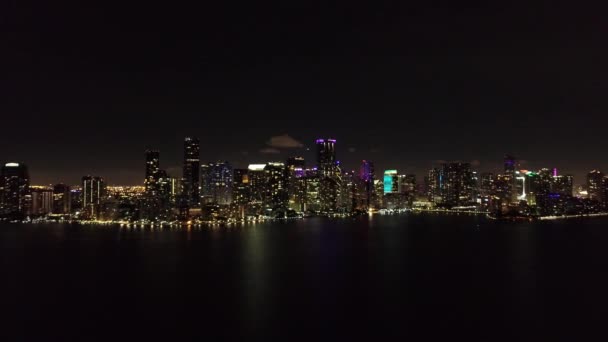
[0,162,30,217]
[82,176,106,219]
[201,161,233,205]
[52,183,71,214]
[316,139,341,211]
[383,170,399,194]
[264,162,287,209]
[587,170,604,202]
[182,137,200,206]
[30,186,53,215]
[247,164,267,204]
[359,160,375,210]
[440,162,475,207]
[339,170,356,212]
[316,139,337,177]
[304,168,321,212]
[552,174,574,197]
[503,155,518,202]
[286,157,306,212]
[144,149,160,195]
[426,168,441,204]
[373,179,384,208]
[232,169,250,205]
[398,174,416,194]
[158,171,177,201]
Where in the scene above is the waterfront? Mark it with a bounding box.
[3,213,608,340]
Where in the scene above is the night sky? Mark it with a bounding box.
[3,1,607,185]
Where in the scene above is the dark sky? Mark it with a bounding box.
[2,1,607,185]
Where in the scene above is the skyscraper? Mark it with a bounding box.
[383,170,399,194]
[286,157,306,212]
[440,162,475,207]
[30,186,53,215]
[316,139,336,176]
[52,183,71,214]
[265,162,288,209]
[503,154,517,202]
[144,149,160,195]
[82,176,106,219]
[359,160,375,210]
[232,169,250,205]
[201,161,233,205]
[316,139,340,211]
[0,162,30,217]
[587,170,604,201]
[426,168,441,204]
[248,164,267,204]
[182,137,200,206]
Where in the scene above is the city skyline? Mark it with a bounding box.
[1,135,604,187]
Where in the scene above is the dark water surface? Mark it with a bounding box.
[2,214,608,340]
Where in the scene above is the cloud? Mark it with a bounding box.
[266,134,304,148]
[348,147,356,153]
[259,147,281,154]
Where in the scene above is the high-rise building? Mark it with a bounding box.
[316,139,336,176]
[552,174,574,197]
[587,170,604,202]
[383,170,399,194]
[426,168,441,204]
[82,176,106,219]
[248,164,267,203]
[440,162,475,207]
[0,162,30,217]
[286,157,306,212]
[398,174,416,194]
[359,160,375,210]
[265,162,287,209]
[503,154,518,202]
[316,139,341,211]
[304,168,321,212]
[144,150,160,195]
[30,186,53,215]
[339,170,356,212]
[182,137,200,206]
[201,161,233,205]
[52,183,71,214]
[232,169,250,205]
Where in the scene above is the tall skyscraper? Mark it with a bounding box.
[52,183,71,214]
[587,170,604,201]
[552,174,574,197]
[232,169,250,205]
[383,170,399,194]
[265,162,288,209]
[0,162,30,217]
[182,137,200,206]
[359,160,375,210]
[503,154,517,202]
[316,139,336,176]
[30,186,53,215]
[247,164,267,203]
[286,157,306,212]
[82,176,105,219]
[201,161,233,205]
[440,162,475,207]
[426,168,441,204]
[144,149,160,195]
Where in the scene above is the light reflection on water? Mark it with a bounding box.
[3,215,608,340]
